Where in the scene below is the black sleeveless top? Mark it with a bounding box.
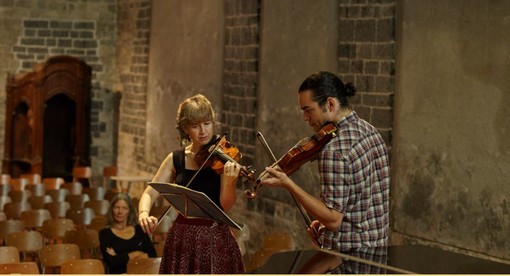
[172,150,222,209]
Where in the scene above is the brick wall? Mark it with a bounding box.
[338,0,396,146]
[221,0,261,167]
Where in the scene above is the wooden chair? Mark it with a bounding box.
[24,184,46,197]
[87,216,107,232]
[154,240,165,257]
[84,186,106,201]
[27,195,52,209]
[72,166,94,188]
[61,259,104,274]
[102,165,118,190]
[246,232,295,271]
[127,257,162,274]
[65,193,90,209]
[3,202,31,220]
[20,209,52,230]
[43,201,70,219]
[42,177,65,190]
[0,220,24,245]
[41,218,75,244]
[0,196,11,212]
[40,243,81,273]
[0,246,20,263]
[0,174,11,185]
[0,184,11,197]
[19,173,41,185]
[6,231,43,262]
[66,207,95,229]
[7,190,31,203]
[84,199,110,217]
[9,178,29,191]
[152,214,174,244]
[0,262,40,274]
[63,229,100,258]
[46,188,69,202]
[62,182,84,195]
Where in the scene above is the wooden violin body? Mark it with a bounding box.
[244,123,337,199]
[194,135,255,181]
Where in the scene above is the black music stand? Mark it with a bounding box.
[149,182,241,230]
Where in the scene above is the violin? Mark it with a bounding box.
[194,135,255,181]
[244,122,337,199]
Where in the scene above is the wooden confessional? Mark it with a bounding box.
[3,55,91,179]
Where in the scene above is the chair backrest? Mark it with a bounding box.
[27,195,52,209]
[0,246,20,263]
[0,195,11,212]
[0,262,40,274]
[19,173,41,185]
[6,231,44,261]
[102,165,117,189]
[40,243,81,273]
[3,202,31,220]
[0,220,25,244]
[66,207,95,228]
[84,187,106,201]
[63,228,100,258]
[60,259,104,274]
[24,184,46,197]
[152,214,174,244]
[43,201,70,219]
[20,209,52,230]
[84,199,110,217]
[7,190,31,203]
[65,194,90,209]
[87,216,107,232]
[41,218,75,244]
[9,178,29,191]
[62,182,84,196]
[0,184,11,197]
[126,257,162,274]
[0,174,11,186]
[42,177,65,190]
[46,189,69,202]
[72,166,93,187]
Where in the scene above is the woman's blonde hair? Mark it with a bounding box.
[176,93,216,146]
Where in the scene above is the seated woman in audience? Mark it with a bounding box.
[99,193,156,274]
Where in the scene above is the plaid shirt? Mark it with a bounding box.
[319,111,390,251]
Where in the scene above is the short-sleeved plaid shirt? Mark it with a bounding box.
[319,111,390,251]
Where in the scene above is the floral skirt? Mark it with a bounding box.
[159,215,245,274]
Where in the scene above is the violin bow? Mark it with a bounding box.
[256,131,323,247]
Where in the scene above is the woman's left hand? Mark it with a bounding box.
[223,161,241,178]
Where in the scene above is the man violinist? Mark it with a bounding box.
[259,71,390,252]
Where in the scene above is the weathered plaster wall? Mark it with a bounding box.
[145,0,225,166]
[392,0,510,260]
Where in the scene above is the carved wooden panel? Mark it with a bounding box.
[3,56,91,179]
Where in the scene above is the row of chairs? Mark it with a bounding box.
[0,222,163,274]
[0,244,161,274]
[0,243,104,274]
[1,165,118,190]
